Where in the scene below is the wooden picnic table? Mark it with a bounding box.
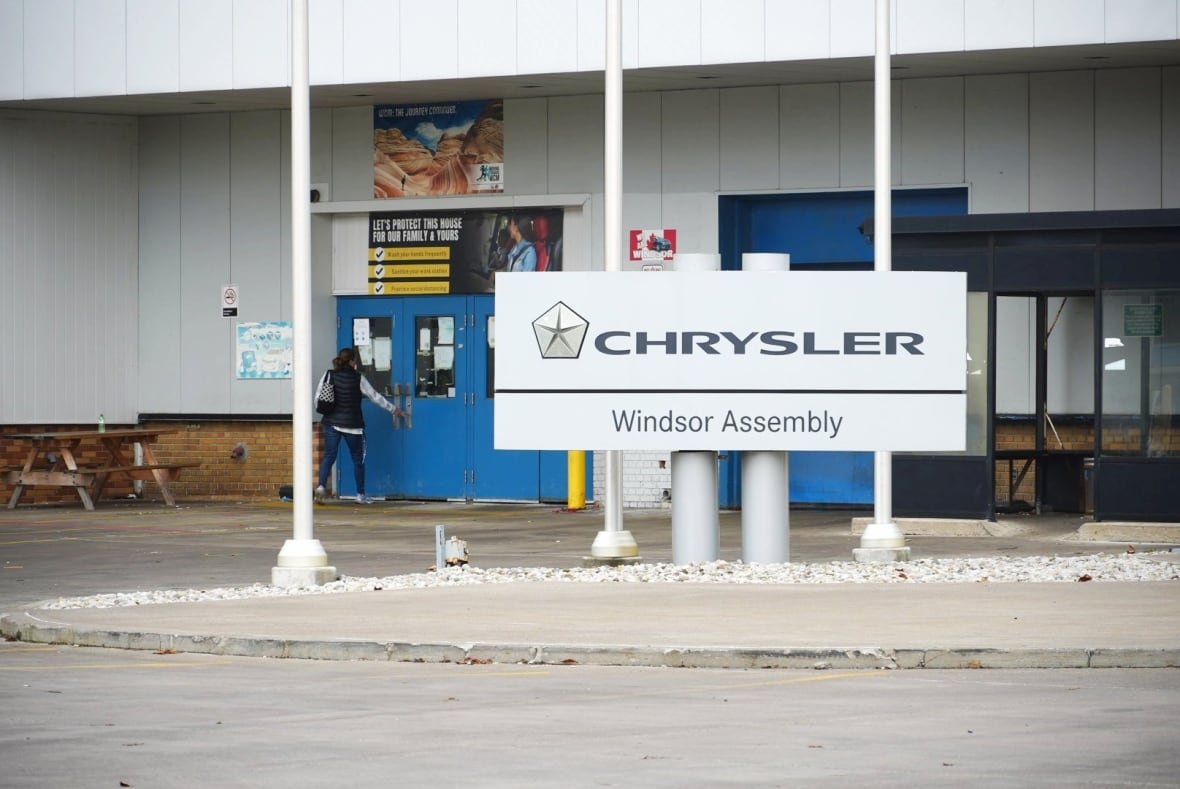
[3,428,198,510]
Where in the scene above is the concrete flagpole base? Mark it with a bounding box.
[272,538,337,587]
[852,546,911,562]
[853,521,911,562]
[587,529,641,564]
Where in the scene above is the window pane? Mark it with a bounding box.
[415,315,456,398]
[1101,290,1180,456]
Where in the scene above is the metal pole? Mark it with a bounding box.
[671,253,720,565]
[589,0,638,560]
[741,253,790,564]
[567,450,586,510]
[273,0,335,586]
[854,0,909,562]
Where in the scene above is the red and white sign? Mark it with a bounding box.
[629,229,677,261]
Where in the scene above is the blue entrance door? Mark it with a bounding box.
[718,188,968,506]
[333,294,583,501]
[333,296,464,498]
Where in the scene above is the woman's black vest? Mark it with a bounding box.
[324,368,364,429]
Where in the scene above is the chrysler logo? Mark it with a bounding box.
[533,302,588,359]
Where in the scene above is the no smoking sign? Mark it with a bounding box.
[222,284,239,317]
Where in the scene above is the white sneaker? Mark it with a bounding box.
[356,494,374,504]
[314,485,326,503]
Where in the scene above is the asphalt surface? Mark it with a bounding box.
[1,499,1178,669]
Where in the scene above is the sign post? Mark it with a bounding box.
[740,253,791,565]
[670,253,721,565]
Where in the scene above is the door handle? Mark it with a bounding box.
[392,383,413,430]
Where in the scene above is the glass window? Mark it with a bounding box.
[1101,290,1180,456]
[415,315,456,398]
[353,316,393,394]
[963,291,988,456]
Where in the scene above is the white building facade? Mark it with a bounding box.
[2,1,1179,517]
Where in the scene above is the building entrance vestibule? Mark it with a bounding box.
[888,208,1180,522]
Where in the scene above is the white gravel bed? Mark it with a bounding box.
[41,552,1179,610]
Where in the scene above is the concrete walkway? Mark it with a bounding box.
[1,501,1178,669]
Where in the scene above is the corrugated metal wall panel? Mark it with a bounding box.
[178,114,231,413]
[0,112,137,425]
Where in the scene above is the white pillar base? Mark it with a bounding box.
[273,538,335,586]
[589,529,640,560]
[852,546,911,563]
[854,520,910,562]
[271,565,338,587]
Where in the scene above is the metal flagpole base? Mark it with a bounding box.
[853,521,910,563]
[852,546,910,562]
[272,538,337,587]
[586,529,641,565]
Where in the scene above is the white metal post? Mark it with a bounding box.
[589,0,639,560]
[854,0,910,562]
[274,0,335,586]
[741,253,790,564]
[670,253,721,565]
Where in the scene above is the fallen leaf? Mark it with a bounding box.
[1126,545,1137,554]
[1077,574,1092,582]
[560,658,579,665]
[154,648,177,655]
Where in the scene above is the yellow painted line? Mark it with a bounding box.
[467,669,551,678]
[0,660,234,671]
[734,671,885,688]
[0,644,59,652]
[0,537,85,546]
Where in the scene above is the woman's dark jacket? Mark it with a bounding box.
[323,368,364,429]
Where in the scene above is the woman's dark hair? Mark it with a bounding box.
[333,348,356,370]
[511,215,535,242]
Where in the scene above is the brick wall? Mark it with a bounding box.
[1,421,323,505]
[993,418,1095,509]
[592,449,672,509]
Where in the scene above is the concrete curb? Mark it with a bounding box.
[4,610,1177,670]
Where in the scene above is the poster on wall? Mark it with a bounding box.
[373,100,504,198]
[368,208,564,295]
[236,321,293,379]
[629,229,677,262]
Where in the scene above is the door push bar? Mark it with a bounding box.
[390,383,413,430]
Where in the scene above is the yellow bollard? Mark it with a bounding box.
[567,450,586,510]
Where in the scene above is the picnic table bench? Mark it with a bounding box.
[3,428,198,510]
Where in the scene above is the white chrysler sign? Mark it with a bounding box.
[494,271,966,451]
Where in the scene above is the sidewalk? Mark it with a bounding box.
[2,501,1178,669]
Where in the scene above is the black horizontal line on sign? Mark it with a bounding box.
[366,277,447,282]
[495,389,966,396]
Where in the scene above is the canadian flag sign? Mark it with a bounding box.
[629,229,677,261]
